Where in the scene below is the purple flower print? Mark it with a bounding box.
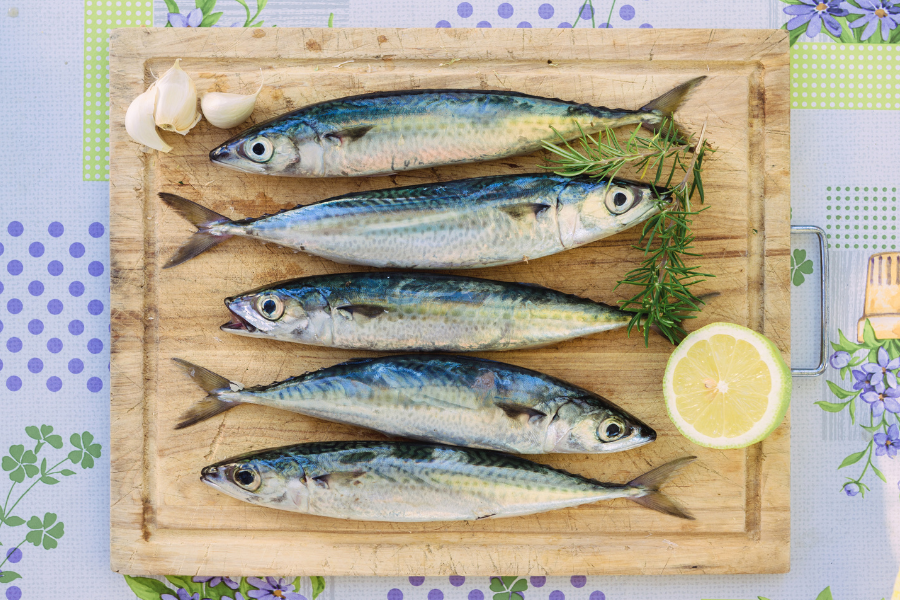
[862,346,900,388]
[847,0,900,41]
[783,0,850,38]
[168,8,203,27]
[853,368,875,394]
[875,424,900,458]
[223,595,246,600]
[194,577,239,590]
[161,589,202,600]
[861,381,900,418]
[830,351,851,369]
[844,482,860,496]
[247,577,306,600]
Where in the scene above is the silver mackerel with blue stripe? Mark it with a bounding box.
[221,272,632,351]
[173,354,656,454]
[201,441,696,522]
[160,174,661,269]
[208,77,705,177]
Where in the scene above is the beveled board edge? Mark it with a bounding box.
[109,27,790,576]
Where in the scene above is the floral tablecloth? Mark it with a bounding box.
[0,1,899,599]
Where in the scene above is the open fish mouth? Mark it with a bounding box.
[199,465,224,490]
[220,309,256,333]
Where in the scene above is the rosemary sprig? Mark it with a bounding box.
[542,118,713,345]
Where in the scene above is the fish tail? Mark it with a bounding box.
[626,456,696,520]
[159,193,234,268]
[639,76,706,142]
[172,358,243,429]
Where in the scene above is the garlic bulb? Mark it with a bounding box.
[201,77,264,129]
[124,84,172,153]
[154,59,202,135]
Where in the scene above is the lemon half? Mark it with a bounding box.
[663,322,791,449]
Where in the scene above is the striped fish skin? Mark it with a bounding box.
[163,174,662,270]
[208,79,705,178]
[174,355,656,454]
[200,441,695,522]
[221,272,631,351]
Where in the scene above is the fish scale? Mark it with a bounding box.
[174,354,656,454]
[200,441,697,522]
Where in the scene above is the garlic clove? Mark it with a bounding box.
[200,76,264,129]
[154,58,202,136]
[125,83,172,153]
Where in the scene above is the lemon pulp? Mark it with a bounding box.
[663,323,790,449]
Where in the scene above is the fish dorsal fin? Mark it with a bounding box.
[499,203,551,220]
[335,304,388,321]
[495,402,547,423]
[324,125,375,145]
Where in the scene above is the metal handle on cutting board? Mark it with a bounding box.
[790,225,827,377]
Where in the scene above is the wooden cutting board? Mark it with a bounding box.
[109,27,790,576]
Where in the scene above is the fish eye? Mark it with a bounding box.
[243,137,274,163]
[233,466,261,491]
[598,417,628,442]
[605,186,636,215]
[255,294,284,321]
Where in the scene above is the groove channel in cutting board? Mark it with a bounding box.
[109,27,790,576]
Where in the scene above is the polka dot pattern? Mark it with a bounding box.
[791,43,900,110]
[374,576,607,600]
[434,2,649,30]
[1,220,108,394]
[84,0,153,179]
[823,185,898,250]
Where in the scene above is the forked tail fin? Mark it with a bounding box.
[172,358,244,429]
[159,193,234,269]
[639,76,706,142]
[627,456,696,520]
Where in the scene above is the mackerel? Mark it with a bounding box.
[221,272,632,351]
[201,441,696,522]
[160,174,662,269]
[208,78,705,177]
[173,355,656,454]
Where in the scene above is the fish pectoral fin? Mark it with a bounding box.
[324,125,375,145]
[336,304,388,321]
[499,203,552,221]
[311,471,367,489]
[496,402,548,423]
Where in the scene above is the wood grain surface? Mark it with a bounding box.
[109,27,791,576]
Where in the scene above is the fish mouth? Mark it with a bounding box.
[628,426,657,450]
[209,144,230,164]
[220,308,257,333]
[200,465,225,489]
